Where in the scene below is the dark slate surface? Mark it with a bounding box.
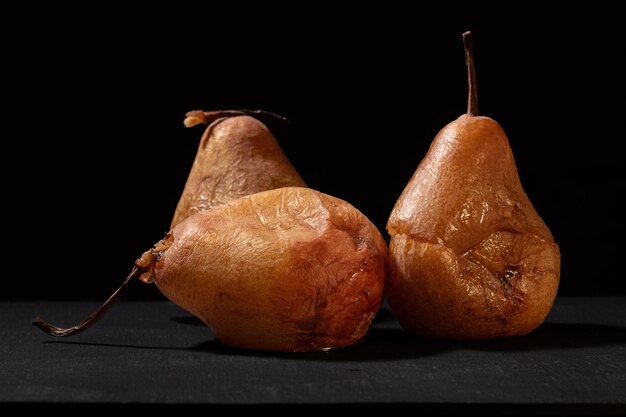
[1,298,625,414]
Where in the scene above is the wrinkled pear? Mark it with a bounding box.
[35,187,387,352]
[171,110,306,227]
[386,32,560,340]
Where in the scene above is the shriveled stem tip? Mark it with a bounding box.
[182,109,290,128]
[463,31,479,116]
[183,111,207,128]
[32,266,141,337]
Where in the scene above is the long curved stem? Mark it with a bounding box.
[463,31,479,116]
[32,266,141,337]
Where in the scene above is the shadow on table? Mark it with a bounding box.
[174,310,626,361]
[44,313,626,362]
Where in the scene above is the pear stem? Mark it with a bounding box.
[33,235,172,337]
[183,109,290,128]
[32,266,142,337]
[463,31,479,116]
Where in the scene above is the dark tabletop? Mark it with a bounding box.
[1,298,625,415]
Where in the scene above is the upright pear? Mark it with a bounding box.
[171,110,306,227]
[387,32,560,339]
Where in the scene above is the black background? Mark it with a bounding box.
[6,4,624,300]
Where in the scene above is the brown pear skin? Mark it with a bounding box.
[34,187,387,353]
[386,32,560,340]
[171,110,306,228]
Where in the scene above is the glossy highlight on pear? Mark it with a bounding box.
[386,32,560,340]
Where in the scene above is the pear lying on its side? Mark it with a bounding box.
[171,110,306,227]
[157,187,386,351]
[387,32,560,340]
[35,187,387,352]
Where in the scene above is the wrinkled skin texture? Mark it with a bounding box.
[387,115,560,340]
[151,187,386,352]
[171,116,306,228]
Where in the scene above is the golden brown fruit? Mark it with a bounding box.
[157,187,386,351]
[34,187,387,352]
[171,110,306,228]
[386,32,560,340]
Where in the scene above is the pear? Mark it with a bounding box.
[34,187,387,352]
[386,32,560,340]
[171,110,306,227]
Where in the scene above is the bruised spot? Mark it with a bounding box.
[502,266,518,281]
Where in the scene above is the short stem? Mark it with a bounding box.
[463,31,479,116]
[32,266,142,337]
[183,109,290,128]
